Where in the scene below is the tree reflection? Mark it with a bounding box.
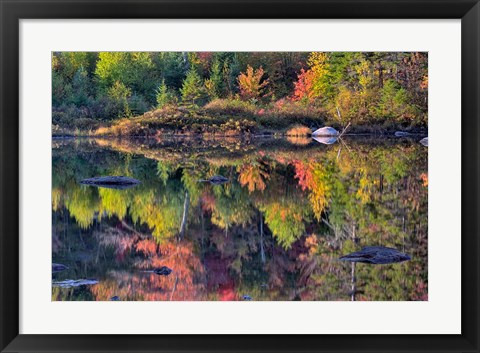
[52,137,427,301]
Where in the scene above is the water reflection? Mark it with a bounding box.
[52,136,428,301]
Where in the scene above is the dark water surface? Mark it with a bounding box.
[52,136,428,301]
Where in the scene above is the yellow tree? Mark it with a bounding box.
[307,52,330,98]
[237,65,269,100]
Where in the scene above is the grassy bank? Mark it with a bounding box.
[53,99,427,138]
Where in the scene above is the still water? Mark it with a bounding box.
[52,136,428,301]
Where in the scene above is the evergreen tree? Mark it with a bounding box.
[156,79,177,108]
[180,69,205,106]
[69,67,91,106]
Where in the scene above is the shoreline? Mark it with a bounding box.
[52,130,428,140]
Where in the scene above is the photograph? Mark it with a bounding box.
[51,51,428,302]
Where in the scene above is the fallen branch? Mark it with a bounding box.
[339,122,351,138]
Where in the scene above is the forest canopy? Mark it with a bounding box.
[52,52,428,134]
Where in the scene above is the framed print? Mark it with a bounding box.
[0,0,479,352]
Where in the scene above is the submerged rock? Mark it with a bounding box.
[153,266,173,276]
[198,175,229,185]
[79,176,141,190]
[52,279,98,288]
[312,127,339,137]
[339,246,411,264]
[420,137,428,146]
[394,131,411,137]
[52,263,69,273]
[313,136,338,145]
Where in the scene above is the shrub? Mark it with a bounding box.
[256,99,325,129]
[204,98,257,117]
[219,119,256,135]
[108,81,132,118]
[128,93,150,116]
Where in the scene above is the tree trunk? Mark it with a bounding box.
[351,224,357,301]
[259,212,266,264]
[179,191,189,239]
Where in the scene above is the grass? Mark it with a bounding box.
[204,98,257,117]
[92,105,257,137]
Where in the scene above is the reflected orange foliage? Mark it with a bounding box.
[420,173,428,187]
[238,161,270,193]
[292,160,330,220]
[91,238,206,301]
[135,239,158,256]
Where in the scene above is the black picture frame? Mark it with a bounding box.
[1,1,479,352]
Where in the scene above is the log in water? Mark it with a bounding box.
[339,246,411,264]
[52,279,99,288]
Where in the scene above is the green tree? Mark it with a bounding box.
[204,59,223,100]
[223,55,241,97]
[156,79,177,108]
[378,79,415,121]
[57,52,96,80]
[108,81,132,117]
[95,52,155,98]
[52,72,70,107]
[68,67,91,106]
[153,52,188,90]
[180,69,205,106]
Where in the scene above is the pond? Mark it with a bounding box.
[52,136,428,301]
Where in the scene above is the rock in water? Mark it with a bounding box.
[110,296,120,301]
[79,176,141,190]
[313,136,338,145]
[52,279,98,288]
[243,295,253,301]
[420,137,428,146]
[339,246,411,264]
[394,131,411,137]
[52,263,69,273]
[198,175,229,185]
[153,266,172,276]
[312,127,339,137]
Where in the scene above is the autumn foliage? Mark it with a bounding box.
[292,68,316,102]
[237,65,269,101]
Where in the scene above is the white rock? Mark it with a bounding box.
[419,137,428,146]
[312,126,339,137]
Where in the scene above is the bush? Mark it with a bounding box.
[128,93,150,116]
[219,119,256,135]
[255,99,325,129]
[204,98,257,117]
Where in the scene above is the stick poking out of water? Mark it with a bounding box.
[338,122,351,138]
